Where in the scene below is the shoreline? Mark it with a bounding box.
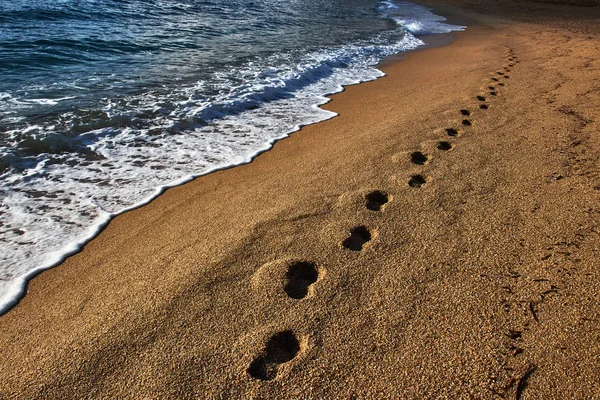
[1,1,600,398]
[0,5,456,316]
[0,7,465,316]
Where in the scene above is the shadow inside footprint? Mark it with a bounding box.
[408,174,427,188]
[480,104,489,110]
[460,109,471,116]
[446,128,460,136]
[248,331,300,381]
[491,77,499,82]
[462,119,472,127]
[477,95,486,101]
[366,190,389,211]
[437,141,453,151]
[410,151,428,165]
[284,261,318,299]
[343,226,372,251]
[490,91,497,96]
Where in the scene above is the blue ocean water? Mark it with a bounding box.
[0,0,463,311]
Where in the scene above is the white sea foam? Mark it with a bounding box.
[380,1,465,35]
[26,96,77,106]
[0,1,465,314]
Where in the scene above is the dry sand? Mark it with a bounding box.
[1,1,599,398]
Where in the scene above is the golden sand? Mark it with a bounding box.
[1,1,599,398]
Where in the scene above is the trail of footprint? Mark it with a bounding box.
[489,55,517,94]
[365,190,389,211]
[248,331,300,381]
[284,261,319,300]
[343,226,373,251]
[247,47,525,384]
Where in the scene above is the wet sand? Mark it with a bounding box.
[1,1,599,398]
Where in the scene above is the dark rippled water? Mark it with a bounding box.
[1,0,396,142]
[0,0,463,312]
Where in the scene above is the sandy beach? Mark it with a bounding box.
[1,0,600,398]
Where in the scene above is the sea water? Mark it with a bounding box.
[0,0,464,312]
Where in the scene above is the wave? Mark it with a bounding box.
[380,1,465,35]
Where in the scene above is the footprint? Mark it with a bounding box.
[477,95,486,102]
[365,190,390,211]
[480,104,489,110]
[460,109,471,116]
[284,261,318,300]
[462,119,472,127]
[489,91,497,96]
[498,82,505,87]
[491,77,499,82]
[437,141,454,151]
[410,151,429,165]
[507,330,522,340]
[408,174,428,188]
[488,85,495,90]
[504,75,510,79]
[248,331,300,381]
[497,71,504,76]
[343,226,373,251]
[446,128,460,136]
